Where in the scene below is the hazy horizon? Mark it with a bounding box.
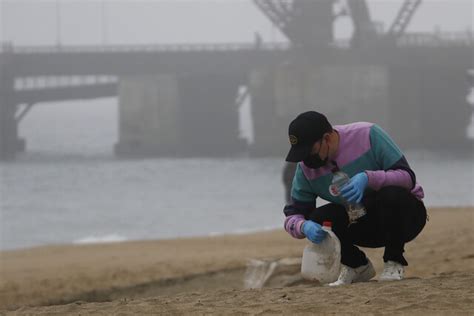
[0,0,472,46]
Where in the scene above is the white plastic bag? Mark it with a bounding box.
[300,222,341,284]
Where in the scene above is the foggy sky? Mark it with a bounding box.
[0,0,473,46]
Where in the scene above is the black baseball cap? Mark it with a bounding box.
[285,111,332,162]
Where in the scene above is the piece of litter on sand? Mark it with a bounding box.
[243,257,311,289]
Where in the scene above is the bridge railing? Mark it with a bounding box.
[14,75,118,91]
[2,32,471,55]
[1,42,291,54]
[398,31,474,47]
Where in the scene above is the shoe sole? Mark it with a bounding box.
[379,276,403,281]
[327,262,376,286]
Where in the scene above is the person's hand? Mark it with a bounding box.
[340,172,368,203]
[302,220,327,244]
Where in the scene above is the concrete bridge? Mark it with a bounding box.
[1,0,473,160]
[0,42,290,159]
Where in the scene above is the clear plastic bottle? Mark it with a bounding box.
[301,221,341,284]
[330,169,366,224]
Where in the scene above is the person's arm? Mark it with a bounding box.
[366,124,416,191]
[283,164,317,239]
[284,214,306,239]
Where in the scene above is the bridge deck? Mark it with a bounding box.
[1,42,290,77]
[1,39,472,105]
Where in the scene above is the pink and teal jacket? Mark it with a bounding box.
[284,122,424,239]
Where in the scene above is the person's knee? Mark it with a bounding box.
[375,186,427,242]
[404,202,427,242]
[376,186,411,209]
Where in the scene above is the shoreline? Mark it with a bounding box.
[2,206,472,253]
[0,225,284,253]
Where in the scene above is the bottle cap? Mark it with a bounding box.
[322,221,332,228]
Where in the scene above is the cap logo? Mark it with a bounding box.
[289,135,298,145]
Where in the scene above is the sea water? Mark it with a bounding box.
[0,99,472,250]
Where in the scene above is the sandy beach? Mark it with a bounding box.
[1,207,473,315]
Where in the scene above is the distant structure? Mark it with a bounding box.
[0,0,472,160]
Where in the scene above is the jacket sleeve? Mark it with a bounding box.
[283,163,317,239]
[366,124,416,190]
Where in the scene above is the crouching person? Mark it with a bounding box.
[283,111,427,286]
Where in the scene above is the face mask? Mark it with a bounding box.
[303,154,328,169]
[303,140,328,169]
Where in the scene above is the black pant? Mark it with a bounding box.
[307,186,427,268]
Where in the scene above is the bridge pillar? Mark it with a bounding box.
[115,73,245,157]
[115,74,182,157]
[420,66,473,150]
[389,65,473,150]
[248,68,288,157]
[0,46,23,161]
[177,73,246,156]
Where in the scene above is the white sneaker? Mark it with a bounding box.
[328,259,376,286]
[379,260,404,281]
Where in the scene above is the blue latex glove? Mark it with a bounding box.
[340,172,369,203]
[302,220,327,244]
